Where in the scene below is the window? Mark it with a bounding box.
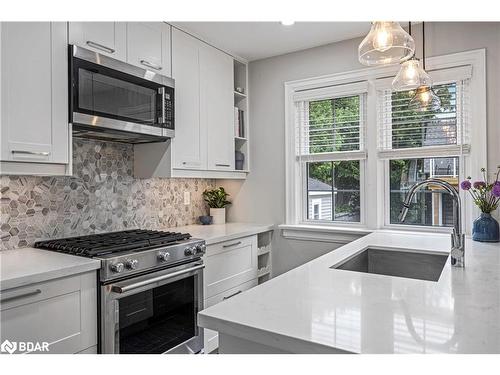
[307,161,361,222]
[293,83,367,224]
[389,157,459,227]
[285,50,486,234]
[378,77,470,228]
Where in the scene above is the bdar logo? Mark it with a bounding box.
[1,340,17,354]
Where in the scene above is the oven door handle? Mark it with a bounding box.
[111,264,204,294]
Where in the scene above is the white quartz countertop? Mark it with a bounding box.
[0,223,271,292]
[198,231,500,354]
[175,222,274,245]
[0,248,101,291]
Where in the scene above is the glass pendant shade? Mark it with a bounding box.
[408,86,442,111]
[358,22,415,66]
[392,58,433,91]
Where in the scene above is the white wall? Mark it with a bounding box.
[224,22,500,276]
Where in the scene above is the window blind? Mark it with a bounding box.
[295,93,366,161]
[377,79,471,155]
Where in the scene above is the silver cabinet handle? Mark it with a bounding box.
[140,59,162,70]
[111,264,204,294]
[215,163,231,167]
[86,40,115,54]
[11,150,50,156]
[0,289,41,303]
[222,241,242,248]
[223,290,242,300]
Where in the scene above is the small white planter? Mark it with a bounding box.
[210,208,226,224]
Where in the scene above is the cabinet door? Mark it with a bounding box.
[127,22,171,76]
[171,28,207,170]
[204,235,258,298]
[0,272,97,354]
[1,22,69,164]
[203,278,257,353]
[200,44,235,170]
[69,22,126,60]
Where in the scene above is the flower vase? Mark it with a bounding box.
[210,208,226,224]
[472,213,500,242]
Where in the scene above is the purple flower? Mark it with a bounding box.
[473,181,487,189]
[460,180,472,190]
[493,184,500,198]
[495,181,500,187]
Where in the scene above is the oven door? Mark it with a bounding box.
[70,45,175,143]
[101,261,204,354]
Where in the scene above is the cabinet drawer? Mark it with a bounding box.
[0,272,97,354]
[203,278,257,353]
[204,235,257,298]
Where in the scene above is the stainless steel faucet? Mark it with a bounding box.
[398,178,465,267]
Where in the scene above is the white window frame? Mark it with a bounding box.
[290,83,368,229]
[311,198,321,220]
[284,49,486,236]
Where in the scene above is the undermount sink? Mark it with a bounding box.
[331,248,448,282]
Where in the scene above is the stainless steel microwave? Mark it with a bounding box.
[69,44,175,144]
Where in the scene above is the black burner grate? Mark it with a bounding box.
[34,229,192,257]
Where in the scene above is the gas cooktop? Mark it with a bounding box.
[34,229,192,257]
[34,229,206,282]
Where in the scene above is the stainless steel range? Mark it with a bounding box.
[35,229,206,354]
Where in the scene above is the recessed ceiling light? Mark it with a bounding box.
[280,21,295,26]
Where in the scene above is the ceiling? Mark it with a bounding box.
[172,22,372,61]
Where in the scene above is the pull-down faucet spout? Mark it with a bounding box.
[399,178,465,267]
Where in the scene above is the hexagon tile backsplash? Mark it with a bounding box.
[0,139,215,250]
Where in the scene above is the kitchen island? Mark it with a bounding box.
[198,231,500,353]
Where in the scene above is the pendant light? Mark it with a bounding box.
[392,23,432,91]
[408,22,441,111]
[358,22,415,66]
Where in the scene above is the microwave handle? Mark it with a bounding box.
[111,263,204,294]
[158,87,166,124]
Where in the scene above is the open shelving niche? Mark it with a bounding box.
[233,59,250,173]
[257,231,273,284]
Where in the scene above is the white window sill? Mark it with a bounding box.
[279,224,372,244]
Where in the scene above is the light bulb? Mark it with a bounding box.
[405,63,417,80]
[373,23,393,52]
[420,90,431,104]
[392,59,432,92]
[408,85,441,111]
[358,22,414,66]
[280,20,295,26]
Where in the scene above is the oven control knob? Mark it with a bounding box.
[110,262,124,273]
[196,244,206,254]
[157,251,171,262]
[125,259,139,270]
[184,247,195,256]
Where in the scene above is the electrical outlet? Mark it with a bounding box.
[184,191,191,205]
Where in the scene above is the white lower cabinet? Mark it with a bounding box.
[203,279,257,354]
[202,235,258,353]
[0,272,97,354]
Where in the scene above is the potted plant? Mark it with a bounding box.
[460,167,500,242]
[202,187,231,224]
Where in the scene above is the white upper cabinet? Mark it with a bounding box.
[126,22,171,76]
[69,22,127,61]
[0,22,70,175]
[170,27,207,170]
[200,44,235,170]
[135,27,248,179]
